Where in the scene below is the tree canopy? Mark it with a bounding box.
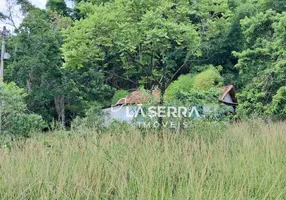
[1,0,285,132]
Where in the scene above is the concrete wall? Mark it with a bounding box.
[103,105,138,125]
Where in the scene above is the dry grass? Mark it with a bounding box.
[0,121,285,199]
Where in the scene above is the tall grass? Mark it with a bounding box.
[0,121,285,199]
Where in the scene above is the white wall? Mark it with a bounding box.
[103,105,138,125]
[223,94,235,113]
[224,94,233,104]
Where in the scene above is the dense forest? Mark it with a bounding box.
[0,0,285,134]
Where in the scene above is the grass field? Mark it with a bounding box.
[0,121,285,199]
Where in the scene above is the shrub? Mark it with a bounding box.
[111,90,129,105]
[164,66,224,103]
[5,114,46,136]
[0,82,46,135]
[192,66,224,90]
[0,82,26,114]
[237,86,286,120]
[71,105,105,131]
[268,86,286,120]
[164,74,195,102]
[164,66,227,121]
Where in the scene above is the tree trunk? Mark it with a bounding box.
[26,79,31,94]
[54,95,65,129]
[158,55,166,129]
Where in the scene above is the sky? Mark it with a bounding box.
[30,0,48,9]
[0,0,47,10]
[0,0,48,31]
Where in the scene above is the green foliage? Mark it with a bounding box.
[71,105,105,131]
[163,67,226,121]
[164,74,195,102]
[62,0,201,91]
[111,90,129,105]
[6,8,113,125]
[6,114,46,136]
[0,12,8,20]
[264,0,286,13]
[234,10,286,119]
[0,82,26,114]
[0,82,46,135]
[2,0,286,128]
[46,0,70,16]
[177,88,222,106]
[164,66,224,102]
[6,9,64,122]
[193,66,224,90]
[268,86,286,119]
[1,122,286,199]
[178,88,227,120]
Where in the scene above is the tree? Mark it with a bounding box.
[234,10,286,119]
[46,0,71,16]
[6,9,66,125]
[0,82,45,135]
[62,0,202,101]
[268,86,286,119]
[6,8,113,127]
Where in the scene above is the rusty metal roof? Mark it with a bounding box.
[115,90,160,106]
[111,85,237,107]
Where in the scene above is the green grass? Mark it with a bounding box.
[0,121,286,199]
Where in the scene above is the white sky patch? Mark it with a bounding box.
[0,1,6,10]
[0,0,47,31]
[30,0,48,9]
[0,0,47,10]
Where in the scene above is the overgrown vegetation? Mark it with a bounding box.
[0,0,284,129]
[164,67,223,102]
[0,121,285,199]
[0,82,45,135]
[0,1,285,198]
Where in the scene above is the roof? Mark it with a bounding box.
[115,90,160,106]
[106,85,237,108]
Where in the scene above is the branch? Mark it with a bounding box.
[102,70,137,85]
[124,50,161,86]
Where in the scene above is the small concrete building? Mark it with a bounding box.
[103,85,237,124]
[103,90,160,124]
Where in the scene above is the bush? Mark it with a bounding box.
[192,66,224,90]
[5,114,46,136]
[268,86,286,120]
[237,86,286,120]
[164,74,195,102]
[111,90,129,105]
[0,82,26,114]
[164,66,224,103]
[0,82,46,135]
[71,105,105,131]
